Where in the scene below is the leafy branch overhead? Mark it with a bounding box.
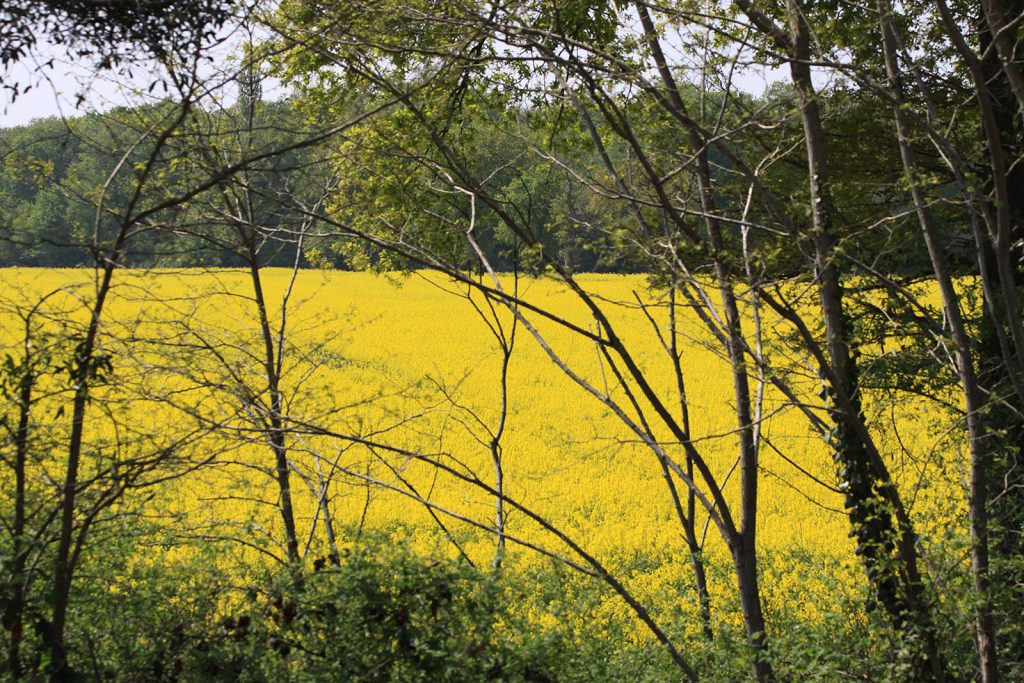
[1,0,234,91]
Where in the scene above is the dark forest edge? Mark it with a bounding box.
[0,88,972,277]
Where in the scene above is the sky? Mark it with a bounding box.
[1,54,142,128]
[0,27,249,129]
[1,25,788,130]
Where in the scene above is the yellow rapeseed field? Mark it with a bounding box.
[0,267,965,636]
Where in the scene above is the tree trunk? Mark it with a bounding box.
[49,266,117,680]
[249,260,301,565]
[979,6,1024,675]
[635,7,769,674]
[6,355,34,677]
[669,291,713,639]
[935,1,1024,672]
[878,2,999,677]
[787,1,944,677]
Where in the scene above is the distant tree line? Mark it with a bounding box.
[2,85,965,276]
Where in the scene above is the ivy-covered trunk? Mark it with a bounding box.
[786,1,945,677]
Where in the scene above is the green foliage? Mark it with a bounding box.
[0,78,975,279]
[53,535,577,682]
[11,531,985,681]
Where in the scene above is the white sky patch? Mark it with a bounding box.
[0,52,175,127]
[0,22,274,128]
[2,15,787,130]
